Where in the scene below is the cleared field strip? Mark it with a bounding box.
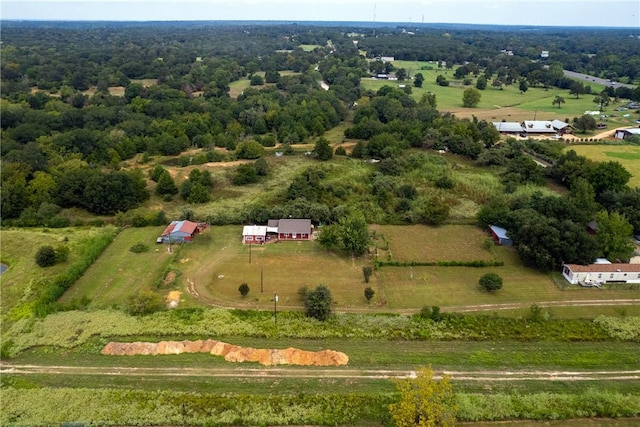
[3,364,639,382]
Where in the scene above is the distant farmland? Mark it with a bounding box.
[567,144,640,188]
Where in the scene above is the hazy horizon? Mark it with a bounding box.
[2,0,639,28]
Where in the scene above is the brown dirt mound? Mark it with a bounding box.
[101,340,349,367]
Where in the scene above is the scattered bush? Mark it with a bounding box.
[479,272,503,292]
[364,286,375,303]
[389,367,457,427]
[303,284,333,321]
[239,282,250,298]
[129,242,149,253]
[418,305,443,322]
[35,245,56,267]
[54,245,70,263]
[126,288,165,315]
[362,266,373,283]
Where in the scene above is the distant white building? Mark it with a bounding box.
[492,120,570,135]
[541,50,549,58]
[615,128,640,140]
[562,263,640,285]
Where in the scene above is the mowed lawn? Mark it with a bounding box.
[376,248,638,310]
[56,224,639,313]
[567,144,640,188]
[370,224,495,262]
[60,226,172,307]
[176,226,370,310]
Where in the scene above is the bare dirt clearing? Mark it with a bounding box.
[102,339,349,367]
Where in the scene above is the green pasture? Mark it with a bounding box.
[372,231,639,309]
[59,226,171,307]
[360,62,633,125]
[174,225,370,310]
[0,227,113,320]
[567,144,640,188]
[53,223,639,313]
[361,75,607,118]
[228,77,252,98]
[298,44,323,51]
[371,224,494,262]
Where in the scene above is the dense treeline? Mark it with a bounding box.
[358,27,640,84]
[1,22,638,258]
[477,144,639,270]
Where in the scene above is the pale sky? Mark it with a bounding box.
[2,0,639,27]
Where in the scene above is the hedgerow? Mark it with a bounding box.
[594,316,640,342]
[0,388,391,426]
[457,390,640,421]
[375,259,504,268]
[2,387,639,425]
[32,227,119,317]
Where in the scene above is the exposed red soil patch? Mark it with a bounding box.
[102,339,349,367]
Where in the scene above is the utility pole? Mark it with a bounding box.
[274,293,279,324]
[249,241,252,264]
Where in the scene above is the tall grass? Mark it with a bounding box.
[2,387,638,425]
[3,308,637,357]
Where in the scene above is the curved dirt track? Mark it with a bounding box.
[2,364,639,382]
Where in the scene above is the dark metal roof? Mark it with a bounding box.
[278,219,312,234]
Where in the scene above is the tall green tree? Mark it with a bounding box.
[413,73,424,88]
[155,171,178,196]
[338,213,370,257]
[420,92,437,109]
[552,96,565,108]
[568,178,599,222]
[475,75,487,90]
[313,137,333,161]
[593,92,611,111]
[389,367,457,427]
[587,161,631,195]
[518,78,528,93]
[595,210,635,262]
[462,87,481,107]
[573,114,597,133]
[569,81,585,98]
[303,284,333,321]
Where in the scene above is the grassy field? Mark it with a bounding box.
[299,44,323,51]
[174,225,370,310]
[52,224,640,313]
[566,144,640,188]
[5,338,639,397]
[370,224,495,262]
[360,62,639,128]
[0,227,115,319]
[59,226,172,307]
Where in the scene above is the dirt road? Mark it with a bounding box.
[2,363,639,382]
